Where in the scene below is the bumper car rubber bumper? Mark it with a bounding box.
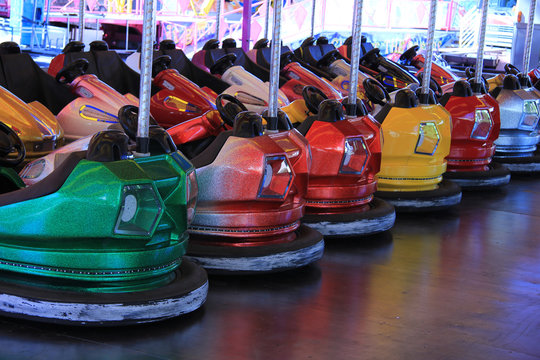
[493,152,540,173]
[0,259,208,326]
[186,224,324,274]
[375,179,462,212]
[443,162,511,190]
[301,197,396,237]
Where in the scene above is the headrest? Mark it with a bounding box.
[203,39,220,50]
[301,37,316,48]
[89,40,109,51]
[394,89,418,108]
[148,125,177,154]
[503,74,521,90]
[254,38,269,49]
[62,41,84,53]
[316,36,329,45]
[159,39,176,50]
[343,36,352,46]
[87,130,130,162]
[233,112,264,138]
[452,80,473,97]
[222,38,237,49]
[0,41,21,54]
[318,99,345,122]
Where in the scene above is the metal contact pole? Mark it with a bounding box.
[241,0,252,51]
[267,0,283,130]
[78,0,85,41]
[420,0,438,104]
[310,0,316,37]
[215,0,223,40]
[137,0,157,154]
[523,0,537,72]
[346,0,363,116]
[473,0,489,93]
[264,0,271,39]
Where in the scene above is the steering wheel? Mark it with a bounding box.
[399,45,420,64]
[56,58,89,84]
[465,67,475,78]
[0,122,25,167]
[151,55,172,77]
[118,105,158,140]
[359,48,380,67]
[209,53,237,75]
[302,86,328,114]
[215,94,248,127]
[363,78,390,106]
[316,49,340,67]
[505,63,520,75]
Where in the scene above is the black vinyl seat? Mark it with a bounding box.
[62,50,143,96]
[255,45,293,70]
[157,46,230,94]
[0,44,76,115]
[203,40,288,86]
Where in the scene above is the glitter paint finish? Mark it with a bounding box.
[0,86,63,161]
[191,129,310,238]
[303,114,381,209]
[0,152,194,290]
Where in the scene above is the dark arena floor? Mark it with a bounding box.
[1,175,539,360]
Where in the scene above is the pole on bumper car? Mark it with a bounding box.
[264,0,271,40]
[419,0,437,104]
[266,0,283,131]
[523,0,537,73]
[472,0,489,93]
[242,0,253,51]
[78,0,85,42]
[346,0,363,116]
[136,0,157,154]
[310,0,316,37]
[215,0,223,41]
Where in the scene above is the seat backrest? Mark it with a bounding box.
[0,52,76,115]
[63,50,141,95]
[256,46,292,69]
[161,48,229,94]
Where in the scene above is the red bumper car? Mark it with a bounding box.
[398,45,461,88]
[294,92,395,236]
[168,103,324,273]
[439,80,510,188]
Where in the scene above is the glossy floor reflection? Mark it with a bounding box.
[2,177,540,360]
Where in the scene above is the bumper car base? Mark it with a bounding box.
[375,179,462,212]
[0,259,208,326]
[443,162,511,190]
[186,225,324,274]
[302,198,395,237]
[494,153,540,173]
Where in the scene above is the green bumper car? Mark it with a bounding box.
[0,120,207,325]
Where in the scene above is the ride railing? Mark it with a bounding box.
[459,7,513,50]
